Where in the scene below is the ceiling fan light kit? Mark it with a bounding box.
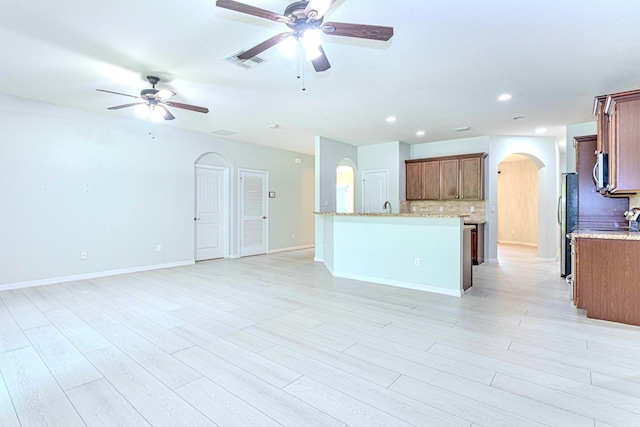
[96,76,209,121]
[216,0,394,73]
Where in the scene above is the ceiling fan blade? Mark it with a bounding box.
[164,101,209,114]
[96,89,139,99]
[157,105,175,120]
[237,32,292,60]
[321,22,394,41]
[216,0,292,23]
[304,0,335,20]
[107,101,147,110]
[311,45,331,72]
[156,88,176,101]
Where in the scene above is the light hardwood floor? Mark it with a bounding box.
[1,244,640,426]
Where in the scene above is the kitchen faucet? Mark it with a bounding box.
[383,201,392,213]
[624,207,640,231]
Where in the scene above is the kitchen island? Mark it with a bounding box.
[315,212,470,297]
[570,230,640,326]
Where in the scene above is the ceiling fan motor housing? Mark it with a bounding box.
[141,88,159,100]
[285,1,323,31]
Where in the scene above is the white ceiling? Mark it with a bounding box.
[2,0,640,155]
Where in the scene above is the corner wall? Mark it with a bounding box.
[0,94,315,287]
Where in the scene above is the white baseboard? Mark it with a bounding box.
[0,260,195,292]
[498,240,538,247]
[332,271,462,298]
[268,245,314,254]
[485,258,499,263]
[536,257,558,263]
[313,257,323,262]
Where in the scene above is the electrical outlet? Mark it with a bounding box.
[411,206,416,212]
[439,206,444,213]
[80,251,87,260]
[470,206,475,212]
[414,258,420,267]
[156,244,162,252]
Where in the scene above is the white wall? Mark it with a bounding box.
[320,215,463,297]
[0,94,314,287]
[314,136,357,261]
[357,141,404,213]
[411,136,490,158]
[314,136,358,212]
[565,121,597,172]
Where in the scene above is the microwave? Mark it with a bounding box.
[594,152,608,192]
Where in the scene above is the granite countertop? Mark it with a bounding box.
[463,219,487,224]
[464,225,475,230]
[570,230,640,241]
[314,212,465,219]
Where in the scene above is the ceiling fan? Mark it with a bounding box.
[216,0,394,72]
[96,76,209,121]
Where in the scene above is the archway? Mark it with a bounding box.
[497,154,540,261]
[336,158,356,213]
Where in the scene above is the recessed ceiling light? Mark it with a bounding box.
[270,124,279,129]
[498,94,512,101]
[416,130,425,136]
[513,116,525,121]
[386,116,397,123]
[535,127,547,134]
[455,126,470,132]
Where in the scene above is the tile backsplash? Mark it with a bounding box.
[401,200,486,222]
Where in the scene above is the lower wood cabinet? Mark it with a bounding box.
[574,237,640,326]
[466,223,485,265]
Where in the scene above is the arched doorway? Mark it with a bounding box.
[496,153,542,261]
[336,158,356,213]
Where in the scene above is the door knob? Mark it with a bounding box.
[263,216,267,219]
[194,217,201,221]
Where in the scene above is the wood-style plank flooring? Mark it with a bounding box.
[1,244,640,426]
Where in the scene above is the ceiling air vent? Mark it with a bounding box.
[223,50,266,69]
[212,129,237,136]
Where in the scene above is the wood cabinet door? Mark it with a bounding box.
[423,161,440,200]
[459,157,482,199]
[440,159,459,199]
[612,98,640,192]
[406,162,424,200]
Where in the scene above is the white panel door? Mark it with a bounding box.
[239,169,268,257]
[195,166,228,261]
[362,170,388,213]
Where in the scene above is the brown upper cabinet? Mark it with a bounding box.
[406,153,487,201]
[593,95,609,155]
[594,89,640,195]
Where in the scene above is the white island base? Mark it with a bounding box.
[315,213,467,297]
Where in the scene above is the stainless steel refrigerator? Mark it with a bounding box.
[559,173,578,277]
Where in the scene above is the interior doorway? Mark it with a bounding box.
[336,158,355,213]
[497,154,539,259]
[194,153,230,261]
[239,168,268,257]
[361,170,389,213]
